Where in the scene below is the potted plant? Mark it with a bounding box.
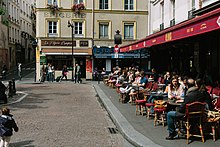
[47,4,62,16]
[72,3,85,14]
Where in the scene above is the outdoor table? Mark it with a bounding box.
[167,99,184,111]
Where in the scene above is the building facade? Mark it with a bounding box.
[0,0,8,71]
[35,0,148,81]
[0,0,36,72]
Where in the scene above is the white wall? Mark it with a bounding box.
[149,0,219,35]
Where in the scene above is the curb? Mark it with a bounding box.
[93,84,162,147]
[1,91,28,106]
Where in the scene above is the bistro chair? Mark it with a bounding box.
[153,100,167,127]
[204,109,220,141]
[135,99,147,116]
[185,101,206,144]
[145,102,155,119]
[212,87,220,99]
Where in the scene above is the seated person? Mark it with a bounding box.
[165,78,213,140]
[168,77,184,103]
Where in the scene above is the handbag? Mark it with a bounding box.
[64,72,67,76]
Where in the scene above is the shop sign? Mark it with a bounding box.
[80,41,89,47]
[41,40,76,46]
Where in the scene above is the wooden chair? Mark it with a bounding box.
[212,87,220,99]
[145,102,155,119]
[135,99,147,116]
[204,110,220,141]
[185,101,206,144]
[153,100,167,127]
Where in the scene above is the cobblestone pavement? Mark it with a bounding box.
[3,81,129,147]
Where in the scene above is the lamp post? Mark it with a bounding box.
[32,39,38,82]
[68,20,75,81]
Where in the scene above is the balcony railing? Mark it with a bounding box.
[160,23,164,31]
[188,8,196,19]
[170,19,175,27]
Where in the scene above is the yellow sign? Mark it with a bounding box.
[36,47,40,63]
[165,32,172,41]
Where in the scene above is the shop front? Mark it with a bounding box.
[40,39,93,80]
[93,46,150,72]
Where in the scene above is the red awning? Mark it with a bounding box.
[120,8,220,52]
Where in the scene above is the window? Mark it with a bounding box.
[48,0,57,5]
[125,0,133,10]
[124,23,134,39]
[48,21,57,36]
[74,22,83,36]
[99,0,108,10]
[74,0,83,4]
[99,23,109,39]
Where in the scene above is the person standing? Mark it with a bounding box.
[1,65,7,80]
[0,107,19,147]
[17,63,22,80]
[41,64,46,82]
[47,63,53,82]
[61,65,68,81]
[74,63,81,83]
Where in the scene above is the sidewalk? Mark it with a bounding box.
[93,82,220,147]
[0,91,28,106]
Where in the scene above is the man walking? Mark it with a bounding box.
[74,63,81,83]
[17,63,22,80]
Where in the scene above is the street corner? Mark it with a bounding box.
[4,91,28,105]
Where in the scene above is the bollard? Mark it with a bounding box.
[8,80,13,97]
[12,78,16,95]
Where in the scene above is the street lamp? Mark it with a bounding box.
[68,20,75,81]
[32,39,38,82]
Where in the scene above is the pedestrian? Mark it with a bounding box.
[47,63,53,82]
[74,63,81,83]
[17,63,22,80]
[0,107,19,147]
[1,65,7,80]
[41,64,46,82]
[61,65,68,81]
[0,81,7,104]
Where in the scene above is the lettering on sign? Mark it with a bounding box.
[41,40,76,46]
[165,32,172,41]
[44,12,86,18]
[80,41,89,47]
[187,28,194,33]
[200,23,207,30]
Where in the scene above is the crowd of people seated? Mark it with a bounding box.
[102,65,220,142]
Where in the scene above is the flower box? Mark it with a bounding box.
[72,3,85,14]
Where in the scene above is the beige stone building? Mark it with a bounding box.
[35,0,148,81]
[0,0,9,71]
[0,0,36,72]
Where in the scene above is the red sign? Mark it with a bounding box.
[86,59,92,73]
[114,44,119,53]
[120,8,220,52]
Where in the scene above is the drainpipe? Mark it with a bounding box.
[92,0,95,74]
